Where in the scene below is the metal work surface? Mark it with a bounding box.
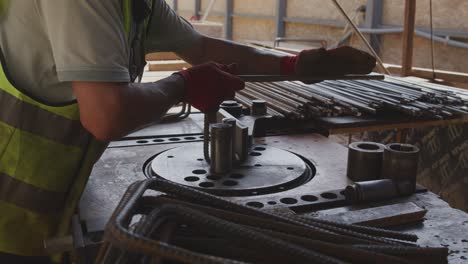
[122,112,204,139]
[149,143,313,196]
[311,192,468,263]
[80,123,468,263]
[80,133,351,229]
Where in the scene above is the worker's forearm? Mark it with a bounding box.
[123,75,185,133]
[74,74,185,141]
[177,36,284,74]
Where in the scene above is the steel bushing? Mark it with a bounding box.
[346,141,385,181]
[220,100,243,117]
[251,99,267,116]
[210,123,233,174]
[382,143,419,194]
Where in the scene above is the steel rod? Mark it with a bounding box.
[238,74,384,82]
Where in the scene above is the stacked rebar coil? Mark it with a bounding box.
[97,179,448,264]
[236,76,468,120]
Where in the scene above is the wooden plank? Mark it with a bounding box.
[316,202,427,227]
[401,0,416,76]
[148,60,191,71]
[385,64,468,85]
[145,52,181,61]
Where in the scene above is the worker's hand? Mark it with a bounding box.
[176,62,245,112]
[281,46,376,78]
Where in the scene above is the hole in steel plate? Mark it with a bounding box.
[287,167,294,170]
[199,182,214,188]
[199,136,204,139]
[223,180,238,186]
[152,139,164,143]
[339,190,345,195]
[357,143,380,150]
[192,169,207,175]
[250,152,262,156]
[246,202,264,208]
[207,175,221,180]
[280,198,298,205]
[301,195,318,202]
[254,147,266,151]
[197,158,204,161]
[267,201,277,205]
[184,137,196,140]
[136,140,148,144]
[321,192,338,199]
[254,164,262,167]
[167,155,174,158]
[230,173,244,179]
[184,176,199,182]
[169,138,181,141]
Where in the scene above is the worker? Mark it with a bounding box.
[0,0,376,262]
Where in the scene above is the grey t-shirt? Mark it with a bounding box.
[0,0,199,104]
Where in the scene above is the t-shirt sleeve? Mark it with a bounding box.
[39,0,130,82]
[145,0,201,53]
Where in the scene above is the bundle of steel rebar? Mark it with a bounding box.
[236,77,468,120]
[97,179,449,264]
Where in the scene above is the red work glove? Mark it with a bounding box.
[281,46,376,77]
[176,62,245,113]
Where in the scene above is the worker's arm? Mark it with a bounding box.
[176,35,283,74]
[73,63,244,142]
[72,75,184,141]
[176,35,377,76]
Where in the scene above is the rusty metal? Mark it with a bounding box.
[347,142,385,181]
[97,179,448,263]
[98,180,344,264]
[352,245,449,264]
[139,179,412,245]
[159,196,418,243]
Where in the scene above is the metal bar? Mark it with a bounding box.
[401,0,417,76]
[201,0,216,22]
[238,74,384,82]
[364,0,383,54]
[194,0,201,20]
[330,0,391,75]
[225,0,233,40]
[231,13,275,20]
[275,0,287,38]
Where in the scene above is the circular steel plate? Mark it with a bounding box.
[149,143,313,196]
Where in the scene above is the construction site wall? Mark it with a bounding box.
[169,0,468,74]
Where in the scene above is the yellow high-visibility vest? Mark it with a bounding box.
[0,0,150,256]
